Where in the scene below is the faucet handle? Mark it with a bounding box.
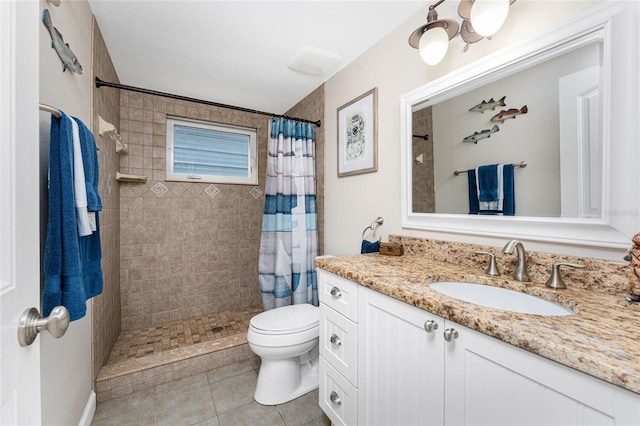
[474,251,501,276]
[545,262,585,289]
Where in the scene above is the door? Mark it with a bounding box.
[443,321,632,426]
[358,287,445,426]
[1,1,42,424]
[559,65,602,219]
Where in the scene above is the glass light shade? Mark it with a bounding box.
[470,0,510,37]
[419,27,449,66]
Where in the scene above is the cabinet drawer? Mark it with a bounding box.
[317,270,358,321]
[319,356,358,426]
[320,303,357,385]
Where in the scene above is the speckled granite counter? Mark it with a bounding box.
[315,237,640,395]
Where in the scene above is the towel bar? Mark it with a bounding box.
[362,217,384,239]
[453,161,527,176]
[39,103,62,118]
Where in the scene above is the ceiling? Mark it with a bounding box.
[88,1,429,114]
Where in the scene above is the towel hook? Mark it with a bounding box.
[362,217,384,240]
[98,115,127,153]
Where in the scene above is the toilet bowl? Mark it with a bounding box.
[247,303,320,405]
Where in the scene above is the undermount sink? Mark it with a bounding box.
[429,282,576,316]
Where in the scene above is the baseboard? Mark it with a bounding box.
[78,391,96,426]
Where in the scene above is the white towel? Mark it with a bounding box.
[476,164,504,212]
[70,117,92,237]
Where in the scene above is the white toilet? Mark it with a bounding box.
[247,303,320,405]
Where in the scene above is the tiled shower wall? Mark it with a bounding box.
[91,19,121,380]
[412,106,435,213]
[119,86,325,331]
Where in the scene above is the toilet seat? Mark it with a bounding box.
[250,304,319,335]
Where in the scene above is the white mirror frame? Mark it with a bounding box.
[401,2,639,250]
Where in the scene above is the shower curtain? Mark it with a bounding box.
[259,118,318,310]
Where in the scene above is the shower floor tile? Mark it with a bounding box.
[107,306,263,365]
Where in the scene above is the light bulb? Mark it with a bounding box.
[419,27,449,66]
[470,0,509,37]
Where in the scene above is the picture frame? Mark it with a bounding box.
[337,87,378,177]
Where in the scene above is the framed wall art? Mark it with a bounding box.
[337,87,378,177]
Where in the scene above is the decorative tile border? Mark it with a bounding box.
[249,186,263,199]
[205,184,220,199]
[151,182,169,197]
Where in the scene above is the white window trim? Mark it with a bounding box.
[166,116,258,185]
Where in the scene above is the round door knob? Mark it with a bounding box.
[329,391,342,406]
[443,328,459,342]
[17,306,70,347]
[424,320,439,333]
[330,334,342,346]
[330,287,342,297]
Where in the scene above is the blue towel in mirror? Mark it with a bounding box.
[467,164,515,216]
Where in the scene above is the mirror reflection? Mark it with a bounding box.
[412,41,602,218]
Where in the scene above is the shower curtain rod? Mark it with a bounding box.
[95,77,321,127]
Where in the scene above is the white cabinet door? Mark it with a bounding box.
[444,321,640,426]
[358,287,445,426]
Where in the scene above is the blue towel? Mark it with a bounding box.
[361,240,380,254]
[75,117,102,212]
[468,169,479,215]
[477,164,499,203]
[75,117,103,300]
[502,164,515,216]
[43,113,103,321]
[468,164,515,216]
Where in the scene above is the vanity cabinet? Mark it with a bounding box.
[318,270,359,426]
[318,270,640,426]
[443,320,639,426]
[358,285,445,426]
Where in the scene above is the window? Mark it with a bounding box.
[166,117,257,184]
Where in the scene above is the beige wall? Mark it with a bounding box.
[38,0,94,424]
[91,19,121,382]
[324,1,601,258]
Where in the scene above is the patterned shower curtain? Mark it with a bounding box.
[259,118,318,310]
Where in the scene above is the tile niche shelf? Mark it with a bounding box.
[116,171,147,183]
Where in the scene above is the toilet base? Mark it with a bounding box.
[254,354,319,405]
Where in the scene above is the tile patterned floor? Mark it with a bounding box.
[107,307,263,364]
[92,358,330,426]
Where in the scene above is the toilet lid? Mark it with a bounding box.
[250,304,319,334]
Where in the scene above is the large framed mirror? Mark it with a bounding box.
[400,2,639,250]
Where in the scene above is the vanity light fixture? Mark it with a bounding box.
[409,0,515,65]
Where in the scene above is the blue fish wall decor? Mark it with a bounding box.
[42,9,83,75]
[462,125,500,144]
[469,96,506,113]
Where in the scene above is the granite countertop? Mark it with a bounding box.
[315,253,640,395]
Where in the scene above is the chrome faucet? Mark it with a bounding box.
[502,239,530,282]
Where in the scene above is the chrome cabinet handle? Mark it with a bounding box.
[330,391,342,406]
[330,286,342,297]
[443,328,459,342]
[424,319,439,333]
[330,334,342,346]
[18,306,70,347]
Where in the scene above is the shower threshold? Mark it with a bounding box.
[96,306,262,402]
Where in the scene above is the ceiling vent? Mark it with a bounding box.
[287,46,341,76]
